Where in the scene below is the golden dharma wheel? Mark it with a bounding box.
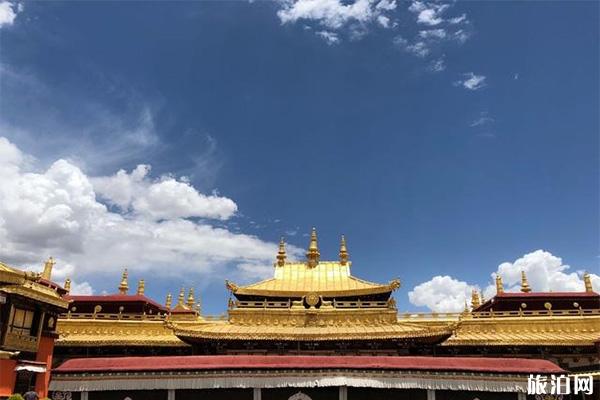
[305,292,320,307]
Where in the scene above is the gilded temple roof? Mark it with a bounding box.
[0,260,69,309]
[230,261,400,298]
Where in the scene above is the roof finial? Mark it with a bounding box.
[583,272,594,293]
[118,269,129,294]
[306,227,320,268]
[42,256,55,280]
[137,279,145,295]
[339,235,349,266]
[64,278,71,293]
[495,275,504,294]
[178,287,185,307]
[165,293,172,309]
[471,289,481,309]
[187,287,195,308]
[520,270,532,293]
[276,237,286,267]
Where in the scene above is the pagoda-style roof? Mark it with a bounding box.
[0,261,69,309]
[229,261,400,298]
[228,230,400,299]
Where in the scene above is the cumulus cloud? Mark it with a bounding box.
[428,58,446,72]
[275,0,397,42]
[393,36,430,57]
[455,72,486,90]
[409,250,600,312]
[0,137,300,292]
[0,1,19,28]
[92,165,237,220]
[408,1,449,26]
[408,275,476,313]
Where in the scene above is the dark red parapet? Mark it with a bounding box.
[54,354,564,375]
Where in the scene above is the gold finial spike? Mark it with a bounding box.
[64,278,71,293]
[471,289,481,309]
[339,235,349,265]
[495,275,504,294]
[118,269,129,294]
[137,279,145,295]
[165,293,172,309]
[42,257,56,280]
[463,300,469,314]
[276,237,286,267]
[520,270,532,293]
[479,291,485,304]
[187,287,195,308]
[178,287,185,306]
[306,227,320,267]
[583,272,594,293]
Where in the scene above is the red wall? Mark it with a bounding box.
[0,359,17,397]
[34,336,55,397]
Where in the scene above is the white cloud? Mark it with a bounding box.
[408,1,449,26]
[0,1,19,28]
[456,72,487,90]
[70,280,94,295]
[92,165,237,220]
[394,36,430,57]
[410,250,600,312]
[408,275,477,313]
[0,137,301,290]
[275,0,397,43]
[449,14,467,24]
[419,29,446,39]
[315,30,340,45]
[428,58,445,72]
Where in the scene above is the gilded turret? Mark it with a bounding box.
[64,278,71,294]
[178,287,185,307]
[520,271,532,293]
[495,275,504,294]
[137,279,145,295]
[118,269,129,294]
[276,237,286,267]
[165,293,172,309]
[339,235,349,266]
[471,289,481,309]
[306,227,320,268]
[42,256,55,280]
[584,272,594,293]
[187,288,195,308]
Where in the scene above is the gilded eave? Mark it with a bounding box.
[0,262,69,309]
[443,314,600,347]
[56,318,190,347]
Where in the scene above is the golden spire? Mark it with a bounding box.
[42,257,55,280]
[495,275,504,294]
[471,289,480,309]
[187,287,195,308]
[165,293,172,309]
[64,278,71,294]
[479,290,485,304]
[520,270,532,293]
[177,287,185,307]
[583,272,594,293]
[137,279,145,295]
[118,269,129,294]
[339,235,349,266]
[306,227,320,268]
[276,237,286,267]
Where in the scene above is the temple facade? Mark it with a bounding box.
[1,229,598,399]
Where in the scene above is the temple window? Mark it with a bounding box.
[9,306,35,336]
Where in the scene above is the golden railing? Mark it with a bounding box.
[3,330,39,352]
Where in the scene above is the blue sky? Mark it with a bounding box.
[0,0,598,314]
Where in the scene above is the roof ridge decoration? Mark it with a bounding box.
[42,256,55,280]
[118,268,129,294]
[339,235,348,266]
[495,275,504,294]
[583,272,594,293]
[306,227,320,268]
[520,271,532,293]
[276,237,286,267]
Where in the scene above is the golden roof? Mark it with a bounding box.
[443,313,600,347]
[230,261,399,298]
[56,318,189,347]
[0,261,69,309]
